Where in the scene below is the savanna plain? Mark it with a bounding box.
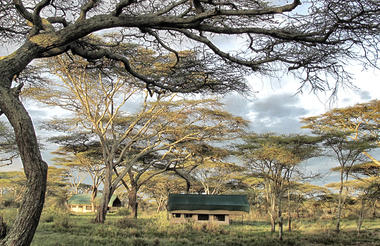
[2,208,379,246]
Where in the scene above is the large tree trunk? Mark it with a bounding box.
[0,84,48,246]
[268,194,276,232]
[91,186,98,212]
[95,166,113,223]
[128,186,138,219]
[270,214,276,232]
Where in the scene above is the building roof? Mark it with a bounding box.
[167,194,249,212]
[68,194,119,207]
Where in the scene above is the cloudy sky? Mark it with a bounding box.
[221,67,380,185]
[223,67,379,134]
[1,39,379,187]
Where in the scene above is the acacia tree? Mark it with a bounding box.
[238,133,320,240]
[0,171,26,205]
[287,183,330,221]
[141,174,186,212]
[0,1,379,245]
[43,166,71,209]
[114,98,247,219]
[48,134,105,211]
[191,160,243,195]
[349,161,380,218]
[302,107,379,233]
[341,178,380,234]
[33,54,247,222]
[117,152,189,218]
[335,161,380,232]
[321,132,375,232]
[302,100,380,165]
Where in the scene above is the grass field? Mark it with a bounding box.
[2,209,380,245]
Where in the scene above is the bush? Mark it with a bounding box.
[54,212,71,229]
[40,209,55,223]
[0,208,18,225]
[191,223,228,235]
[114,217,138,229]
[147,212,171,234]
[1,198,20,208]
[133,238,148,246]
[116,207,131,216]
[40,207,71,229]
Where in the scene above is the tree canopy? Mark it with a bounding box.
[1,1,379,93]
[302,100,380,165]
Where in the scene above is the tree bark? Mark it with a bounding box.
[128,186,138,219]
[0,84,48,246]
[336,174,344,233]
[268,194,276,232]
[95,165,112,223]
[270,215,276,232]
[91,186,98,212]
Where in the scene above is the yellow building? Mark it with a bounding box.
[68,194,122,213]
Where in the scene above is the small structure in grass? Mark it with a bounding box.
[167,194,249,224]
[68,194,122,213]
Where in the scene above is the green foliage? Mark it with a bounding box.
[113,217,138,229]
[0,208,18,226]
[115,207,131,216]
[0,196,20,208]
[54,212,71,229]
[40,208,71,229]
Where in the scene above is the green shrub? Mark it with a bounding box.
[40,207,71,229]
[148,212,170,232]
[40,210,55,223]
[1,198,20,208]
[114,217,138,229]
[133,238,148,246]
[116,207,131,216]
[0,208,18,225]
[54,212,71,229]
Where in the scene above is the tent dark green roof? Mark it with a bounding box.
[68,194,120,207]
[167,194,249,213]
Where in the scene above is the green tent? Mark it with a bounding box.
[167,194,249,212]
